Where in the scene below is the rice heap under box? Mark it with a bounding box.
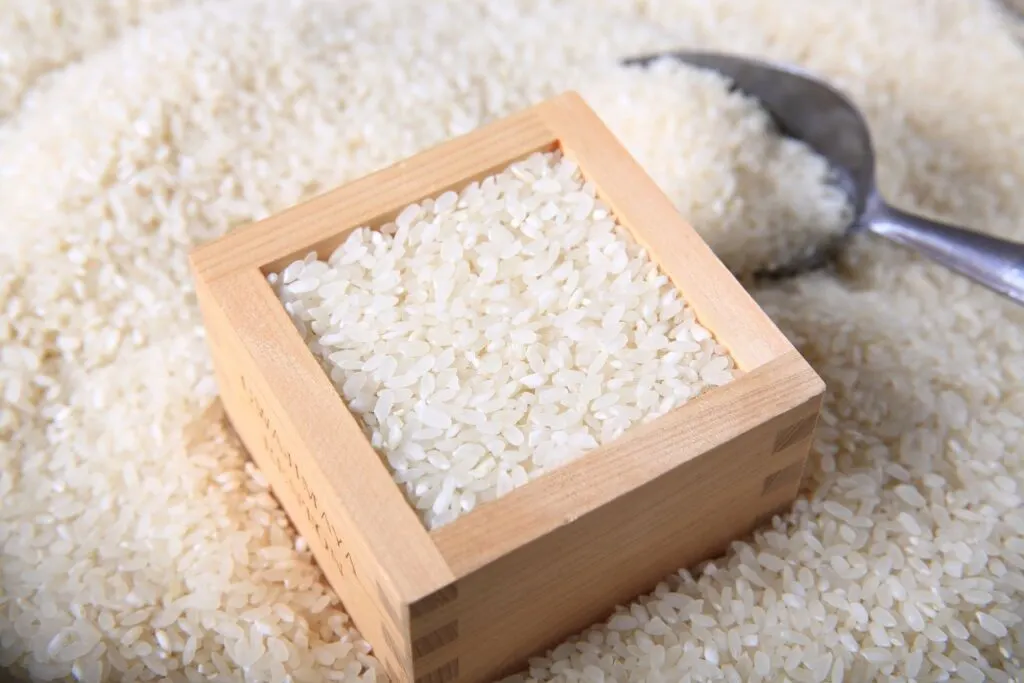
[189,91,826,683]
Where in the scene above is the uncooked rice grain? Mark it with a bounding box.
[272,150,735,529]
[2,0,1024,681]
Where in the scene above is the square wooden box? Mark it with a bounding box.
[189,91,825,683]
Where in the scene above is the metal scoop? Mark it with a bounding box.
[622,50,1024,305]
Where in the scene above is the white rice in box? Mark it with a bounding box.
[271,150,735,529]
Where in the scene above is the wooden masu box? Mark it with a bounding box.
[189,91,825,683]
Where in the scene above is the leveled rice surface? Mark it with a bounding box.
[272,150,736,530]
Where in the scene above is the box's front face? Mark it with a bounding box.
[192,91,823,683]
[428,353,823,682]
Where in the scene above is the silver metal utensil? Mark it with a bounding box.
[622,50,1024,305]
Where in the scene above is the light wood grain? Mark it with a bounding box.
[190,90,826,683]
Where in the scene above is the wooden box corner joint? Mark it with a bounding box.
[189,91,826,683]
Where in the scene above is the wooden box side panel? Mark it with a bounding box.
[538,93,794,372]
[194,272,434,682]
[443,384,823,683]
[431,352,823,576]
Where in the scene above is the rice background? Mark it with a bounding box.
[2,1,1023,682]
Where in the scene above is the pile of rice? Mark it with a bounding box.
[2,0,1022,681]
[271,150,735,530]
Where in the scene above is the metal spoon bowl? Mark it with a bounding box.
[622,50,1024,305]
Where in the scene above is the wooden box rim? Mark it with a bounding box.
[189,91,825,613]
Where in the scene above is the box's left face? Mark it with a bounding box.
[192,266,440,683]
[190,99,571,682]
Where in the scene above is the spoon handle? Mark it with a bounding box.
[863,193,1024,305]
